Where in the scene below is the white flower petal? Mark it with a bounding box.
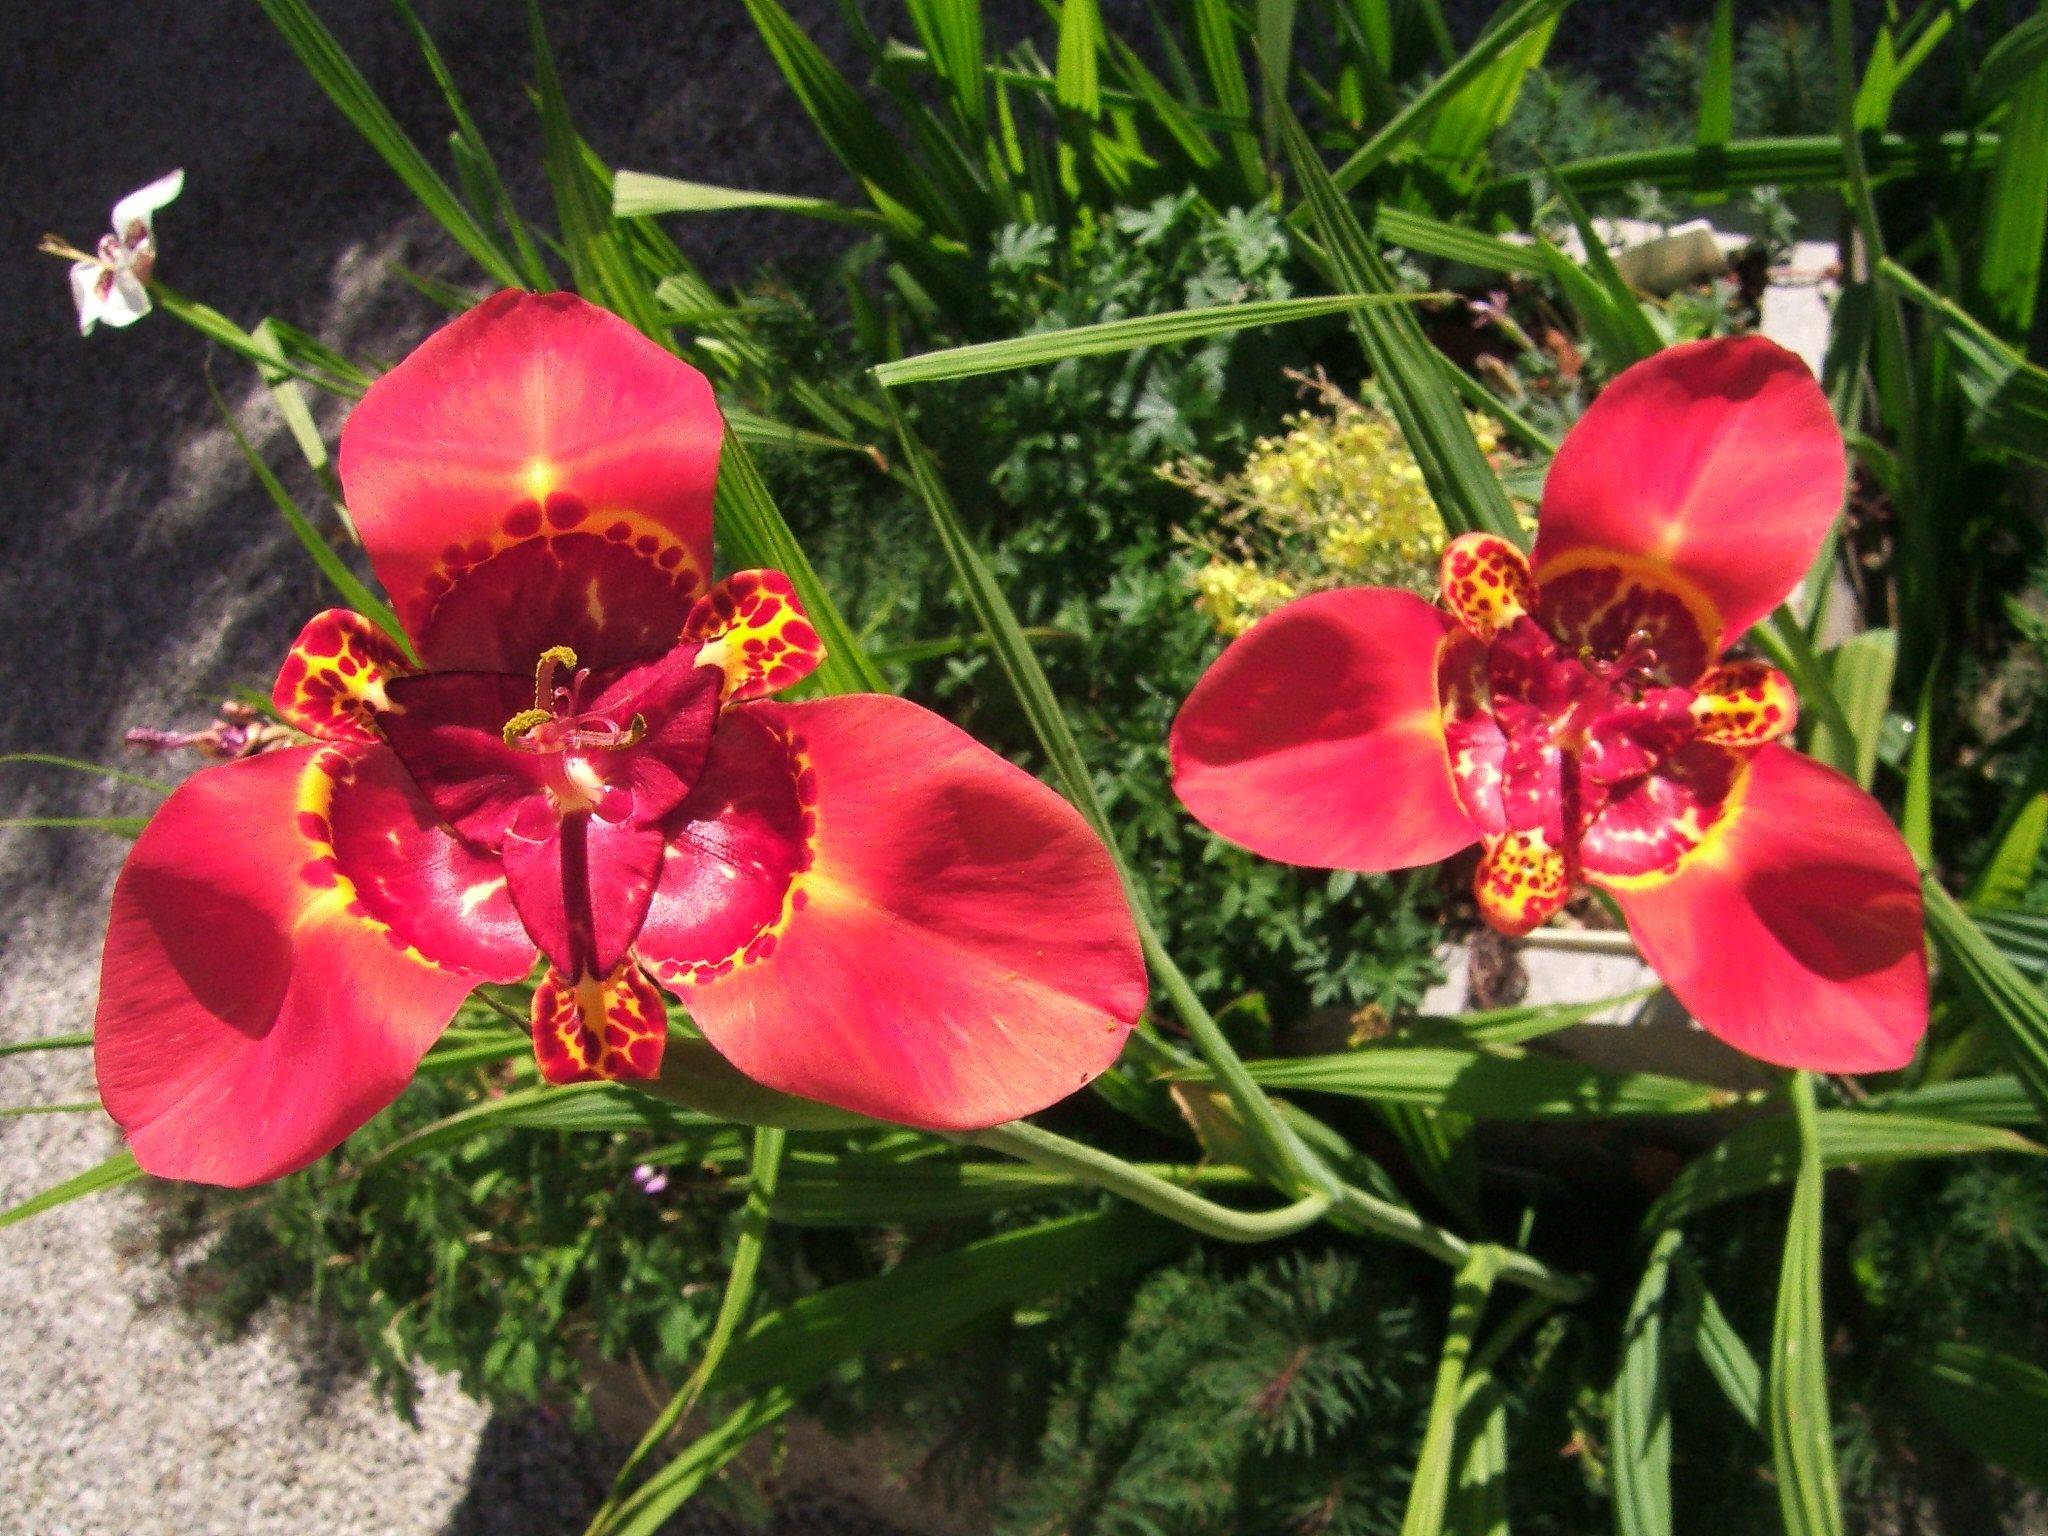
[109,169,184,247]
[99,269,153,328]
[69,261,108,336]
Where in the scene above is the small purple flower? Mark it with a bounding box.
[125,701,290,761]
[631,1163,670,1197]
[1468,290,1512,331]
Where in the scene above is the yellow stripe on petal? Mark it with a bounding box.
[682,569,825,702]
[530,961,668,1084]
[1439,533,1538,640]
[1690,660,1797,747]
[1475,828,1570,937]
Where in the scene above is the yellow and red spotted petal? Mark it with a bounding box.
[93,745,530,1187]
[1171,588,1480,873]
[641,695,1145,1130]
[1533,336,1845,646]
[530,962,667,1084]
[1437,630,1509,836]
[1439,533,1537,640]
[338,292,721,673]
[1474,828,1571,937]
[1597,744,1926,1072]
[272,608,415,744]
[681,569,825,702]
[1691,659,1798,747]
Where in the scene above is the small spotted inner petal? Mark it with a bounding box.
[530,960,668,1084]
[1439,533,1538,640]
[272,610,415,745]
[1690,660,1798,748]
[682,569,825,702]
[1475,828,1571,937]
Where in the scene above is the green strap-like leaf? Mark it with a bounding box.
[1673,1252,1764,1432]
[587,1126,786,1536]
[0,1150,140,1232]
[1909,1340,2048,1485]
[1646,1106,2042,1231]
[873,292,1431,386]
[1925,876,2048,1122]
[1196,1047,1735,1119]
[1611,1230,1680,1536]
[1769,1072,1844,1536]
[1280,99,1522,544]
[1403,1246,1506,1536]
[254,0,524,288]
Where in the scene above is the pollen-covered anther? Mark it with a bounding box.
[1689,660,1797,748]
[1475,828,1571,937]
[530,961,668,1084]
[1439,533,1539,641]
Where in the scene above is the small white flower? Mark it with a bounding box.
[54,170,184,336]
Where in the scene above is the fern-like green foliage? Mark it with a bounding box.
[992,1249,1433,1536]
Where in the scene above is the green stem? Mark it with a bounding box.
[970,1121,1590,1302]
[962,1121,1332,1242]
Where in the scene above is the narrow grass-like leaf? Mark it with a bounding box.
[1883,258,2048,470]
[255,0,523,287]
[530,4,663,336]
[1698,0,1735,151]
[0,813,147,837]
[742,0,960,239]
[1910,1341,2048,1484]
[1865,1074,2039,1128]
[1200,1047,1733,1119]
[206,378,408,651]
[1374,206,1548,277]
[712,432,885,696]
[369,1082,717,1168]
[1541,169,1662,366]
[1770,1072,1844,1536]
[1972,791,2048,908]
[1476,132,2002,212]
[1646,1108,2042,1231]
[1417,0,1558,188]
[1976,9,2048,114]
[389,0,552,290]
[1402,1246,1504,1536]
[588,1127,785,1536]
[0,754,169,795]
[873,292,1429,385]
[1055,0,1104,116]
[1611,1230,1680,1536]
[1375,1103,1482,1227]
[612,171,885,228]
[1925,876,2048,1121]
[0,1032,93,1058]
[1807,628,1897,788]
[1975,50,2048,336]
[1674,1252,1764,1432]
[0,1150,140,1232]
[1325,0,1567,194]
[1419,987,1662,1047]
[1282,101,1522,543]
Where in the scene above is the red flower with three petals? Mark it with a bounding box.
[1171,338,1926,1073]
[95,292,1146,1186]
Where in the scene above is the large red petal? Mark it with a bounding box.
[338,292,721,671]
[1170,588,1478,871]
[641,697,1146,1130]
[1533,336,1845,644]
[1598,744,1927,1073]
[93,747,511,1187]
